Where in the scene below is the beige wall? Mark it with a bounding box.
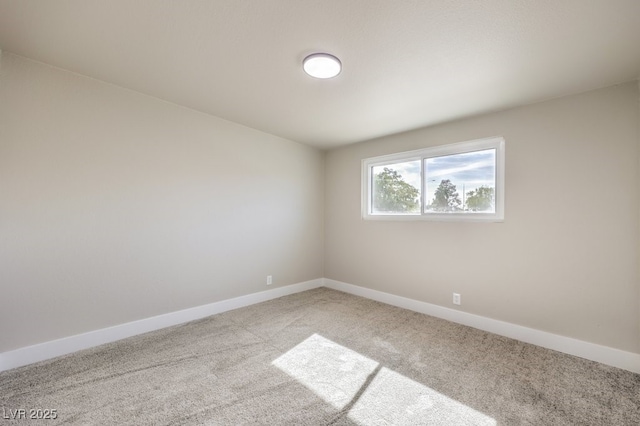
[1,49,638,358]
[0,53,324,352]
[325,82,640,354]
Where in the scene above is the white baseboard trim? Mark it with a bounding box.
[323,278,640,374]
[0,279,323,373]
[3,278,638,375]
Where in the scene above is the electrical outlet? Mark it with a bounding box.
[453,293,461,305]
[266,275,272,286]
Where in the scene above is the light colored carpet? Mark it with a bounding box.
[1,287,639,425]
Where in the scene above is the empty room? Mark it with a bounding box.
[1,1,639,424]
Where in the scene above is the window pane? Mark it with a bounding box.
[371,160,421,214]
[424,149,496,213]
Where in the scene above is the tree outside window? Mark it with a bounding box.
[372,167,420,213]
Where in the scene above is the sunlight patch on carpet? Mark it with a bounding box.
[349,366,495,425]
[272,333,496,425]
[272,333,379,409]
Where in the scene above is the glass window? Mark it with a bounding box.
[362,137,504,222]
[371,160,421,215]
[425,149,496,213]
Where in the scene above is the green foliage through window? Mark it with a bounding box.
[373,167,420,213]
[466,186,495,212]
[429,179,461,212]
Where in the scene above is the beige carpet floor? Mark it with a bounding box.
[1,287,639,425]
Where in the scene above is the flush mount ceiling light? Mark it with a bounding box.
[303,53,342,79]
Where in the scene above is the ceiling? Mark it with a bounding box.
[0,1,639,149]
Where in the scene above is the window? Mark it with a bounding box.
[362,137,505,221]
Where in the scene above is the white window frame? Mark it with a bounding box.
[362,136,505,222]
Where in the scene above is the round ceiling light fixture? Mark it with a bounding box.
[303,53,342,79]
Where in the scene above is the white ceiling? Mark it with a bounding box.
[1,1,639,149]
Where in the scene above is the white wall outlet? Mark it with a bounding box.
[453,293,461,305]
[266,275,272,286]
